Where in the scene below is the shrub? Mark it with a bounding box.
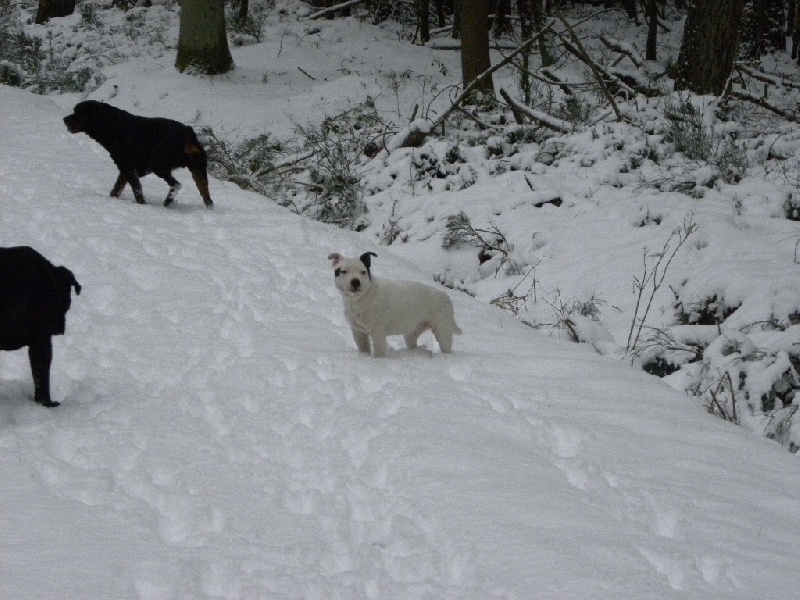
[663,96,716,161]
[197,124,290,196]
[228,0,274,45]
[294,101,385,228]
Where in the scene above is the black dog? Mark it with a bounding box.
[0,247,81,407]
[64,100,213,208]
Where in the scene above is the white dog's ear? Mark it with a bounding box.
[359,252,377,269]
[328,253,342,266]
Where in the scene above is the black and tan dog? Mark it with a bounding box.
[64,100,213,208]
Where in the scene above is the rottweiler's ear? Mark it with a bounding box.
[328,253,342,267]
[359,252,377,269]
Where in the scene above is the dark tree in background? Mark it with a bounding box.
[35,0,75,24]
[175,0,234,75]
[621,0,637,20]
[792,0,800,64]
[674,0,745,95]
[460,0,493,93]
[739,0,785,60]
[645,0,658,61]
[417,0,430,43]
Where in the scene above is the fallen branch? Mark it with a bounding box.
[540,68,574,96]
[385,19,557,150]
[735,63,800,91]
[499,88,574,133]
[306,0,366,20]
[598,35,643,69]
[430,19,556,131]
[556,13,627,119]
[727,88,799,123]
[454,106,497,130]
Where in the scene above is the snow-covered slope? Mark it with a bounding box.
[2,85,800,599]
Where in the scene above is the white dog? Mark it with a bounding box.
[328,252,462,357]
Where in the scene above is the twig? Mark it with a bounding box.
[627,215,697,352]
[297,67,315,81]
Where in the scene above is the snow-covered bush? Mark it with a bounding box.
[228,0,274,45]
[663,95,717,161]
[197,123,290,197]
[294,101,386,229]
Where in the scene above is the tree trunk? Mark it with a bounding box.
[793,0,800,62]
[452,0,462,39]
[674,0,745,95]
[176,0,234,75]
[434,0,447,27]
[493,0,513,37]
[35,0,75,24]
[460,0,493,94]
[621,0,637,21]
[645,0,657,61]
[238,0,249,23]
[418,0,430,43]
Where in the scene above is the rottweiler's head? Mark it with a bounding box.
[63,100,114,134]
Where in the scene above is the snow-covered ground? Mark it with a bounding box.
[2,73,800,600]
[2,3,800,598]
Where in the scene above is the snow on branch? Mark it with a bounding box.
[727,89,800,123]
[598,35,643,69]
[305,0,366,21]
[498,88,573,133]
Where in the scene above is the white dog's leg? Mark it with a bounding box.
[403,333,419,350]
[371,335,388,358]
[404,322,429,350]
[351,329,372,354]
[432,327,454,353]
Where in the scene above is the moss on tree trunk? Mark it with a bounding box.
[175,0,234,75]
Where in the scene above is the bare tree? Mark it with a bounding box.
[460,0,493,94]
[35,0,75,24]
[175,0,234,75]
[674,0,745,95]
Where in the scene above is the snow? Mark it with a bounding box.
[2,3,800,599]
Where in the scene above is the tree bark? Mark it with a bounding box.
[793,0,800,63]
[434,0,447,28]
[460,0,493,94]
[237,0,249,23]
[176,0,234,75]
[621,0,637,21]
[674,0,745,95]
[645,0,657,61]
[452,0,462,39]
[418,0,430,43]
[35,0,75,24]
